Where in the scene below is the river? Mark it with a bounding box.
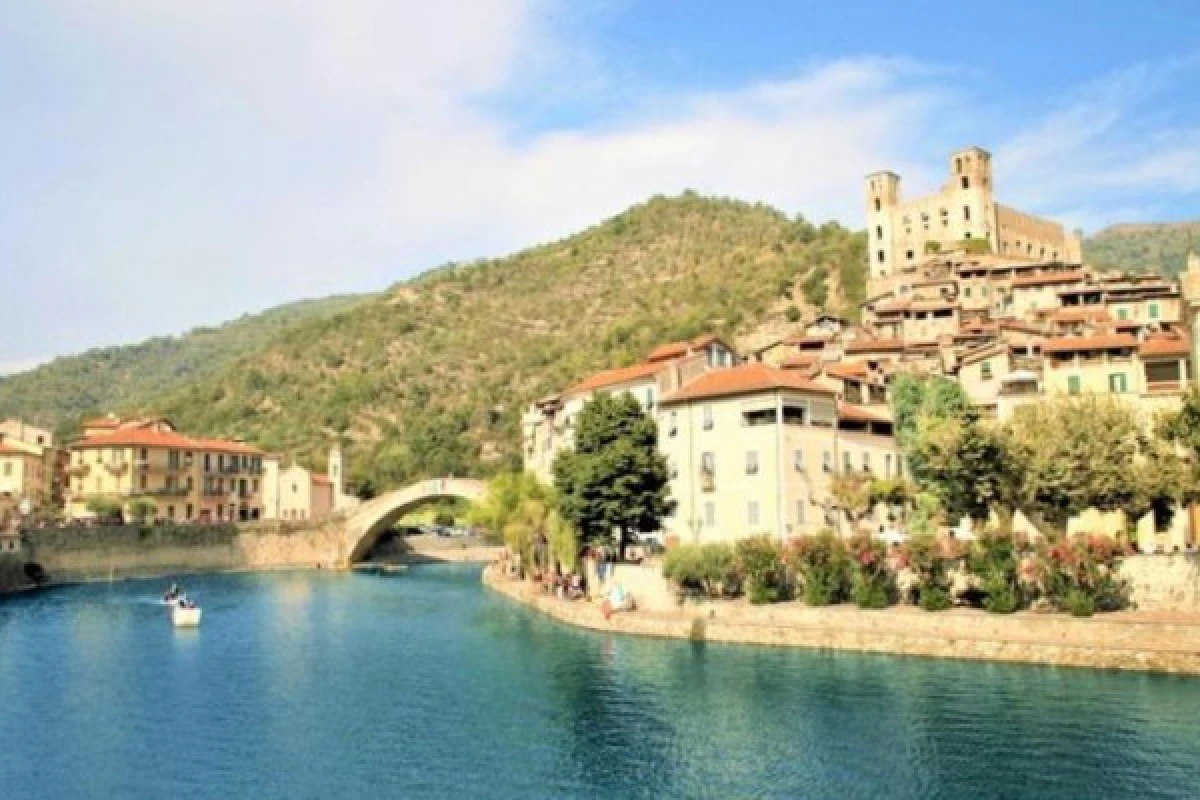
[2,564,1199,799]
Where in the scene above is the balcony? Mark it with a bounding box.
[133,487,191,498]
[104,461,129,476]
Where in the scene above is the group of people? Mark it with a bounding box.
[162,583,197,609]
[538,569,585,601]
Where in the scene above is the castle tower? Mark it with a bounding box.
[947,146,996,248]
[865,170,900,284]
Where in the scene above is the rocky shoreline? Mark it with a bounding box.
[482,564,1200,675]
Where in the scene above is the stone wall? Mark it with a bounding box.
[0,553,34,594]
[1120,553,1200,612]
[13,521,344,587]
[485,566,1200,675]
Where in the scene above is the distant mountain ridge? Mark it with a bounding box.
[1084,219,1200,277]
[0,294,368,435]
[0,194,866,489]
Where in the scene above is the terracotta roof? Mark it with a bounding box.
[661,364,835,405]
[74,428,264,454]
[568,361,664,395]
[1046,307,1110,323]
[844,337,904,354]
[645,333,721,363]
[1140,335,1191,358]
[837,402,892,424]
[0,443,37,457]
[1043,334,1137,354]
[959,343,1008,367]
[823,361,869,380]
[783,332,833,346]
[1010,270,1087,288]
[780,354,819,370]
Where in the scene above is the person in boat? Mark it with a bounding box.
[163,583,181,603]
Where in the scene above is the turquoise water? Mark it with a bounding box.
[2,565,1199,799]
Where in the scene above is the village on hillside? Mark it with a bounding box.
[524,146,1200,554]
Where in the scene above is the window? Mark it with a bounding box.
[875,225,883,239]
[877,249,885,264]
[186,504,193,520]
[885,453,893,478]
[140,474,147,490]
[167,506,175,521]
[964,232,972,239]
[782,405,807,426]
[1149,303,1160,320]
[906,249,914,261]
[702,406,714,430]
[961,176,969,189]
[862,452,871,473]
[982,286,989,297]
[955,156,962,173]
[704,502,716,528]
[793,449,804,471]
[701,452,715,475]
[796,499,806,525]
[2,462,10,477]
[843,452,853,472]
[747,501,760,527]
[746,451,759,475]
[743,409,777,427]
[874,198,881,212]
[644,387,655,411]
[822,450,832,473]
[981,361,993,380]
[1067,375,1081,395]
[964,287,971,298]
[1117,308,1128,321]
[963,205,971,221]
[291,483,299,493]
[1109,373,1128,394]
[668,411,678,437]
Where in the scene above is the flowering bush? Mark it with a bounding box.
[786,530,852,606]
[1034,533,1131,616]
[734,536,790,604]
[847,534,895,609]
[901,534,962,611]
[967,529,1033,613]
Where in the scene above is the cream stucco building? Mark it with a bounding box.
[657,364,903,545]
[522,335,738,484]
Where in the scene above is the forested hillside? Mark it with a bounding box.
[1085,219,1200,276]
[143,194,866,491]
[0,295,367,434]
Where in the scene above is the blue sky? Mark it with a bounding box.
[3,0,1199,373]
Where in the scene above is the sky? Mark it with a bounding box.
[3,0,1200,373]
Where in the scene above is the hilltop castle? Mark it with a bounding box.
[865,146,1083,296]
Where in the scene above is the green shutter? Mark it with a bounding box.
[1149,303,1160,319]
[1068,375,1081,395]
[1108,373,1127,394]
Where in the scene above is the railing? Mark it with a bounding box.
[132,487,191,498]
[1146,380,1184,394]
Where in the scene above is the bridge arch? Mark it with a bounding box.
[339,477,487,564]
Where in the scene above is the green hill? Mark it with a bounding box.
[1085,220,1200,276]
[143,194,864,491]
[0,295,368,435]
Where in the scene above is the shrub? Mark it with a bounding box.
[787,531,851,606]
[1064,589,1095,617]
[968,529,1029,614]
[663,543,738,598]
[919,586,953,611]
[734,536,789,604]
[434,511,456,527]
[903,534,960,611]
[1035,533,1131,614]
[847,534,894,609]
[784,305,801,323]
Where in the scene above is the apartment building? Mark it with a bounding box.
[66,417,266,522]
[657,364,903,545]
[0,418,63,516]
[522,334,738,483]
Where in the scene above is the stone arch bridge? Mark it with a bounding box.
[338,477,487,565]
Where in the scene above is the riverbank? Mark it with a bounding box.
[483,564,1200,675]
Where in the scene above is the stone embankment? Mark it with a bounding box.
[483,565,1200,675]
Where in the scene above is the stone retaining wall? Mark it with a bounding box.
[13,522,344,586]
[484,566,1200,675]
[1121,553,1200,612]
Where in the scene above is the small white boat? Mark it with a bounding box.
[171,605,203,627]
